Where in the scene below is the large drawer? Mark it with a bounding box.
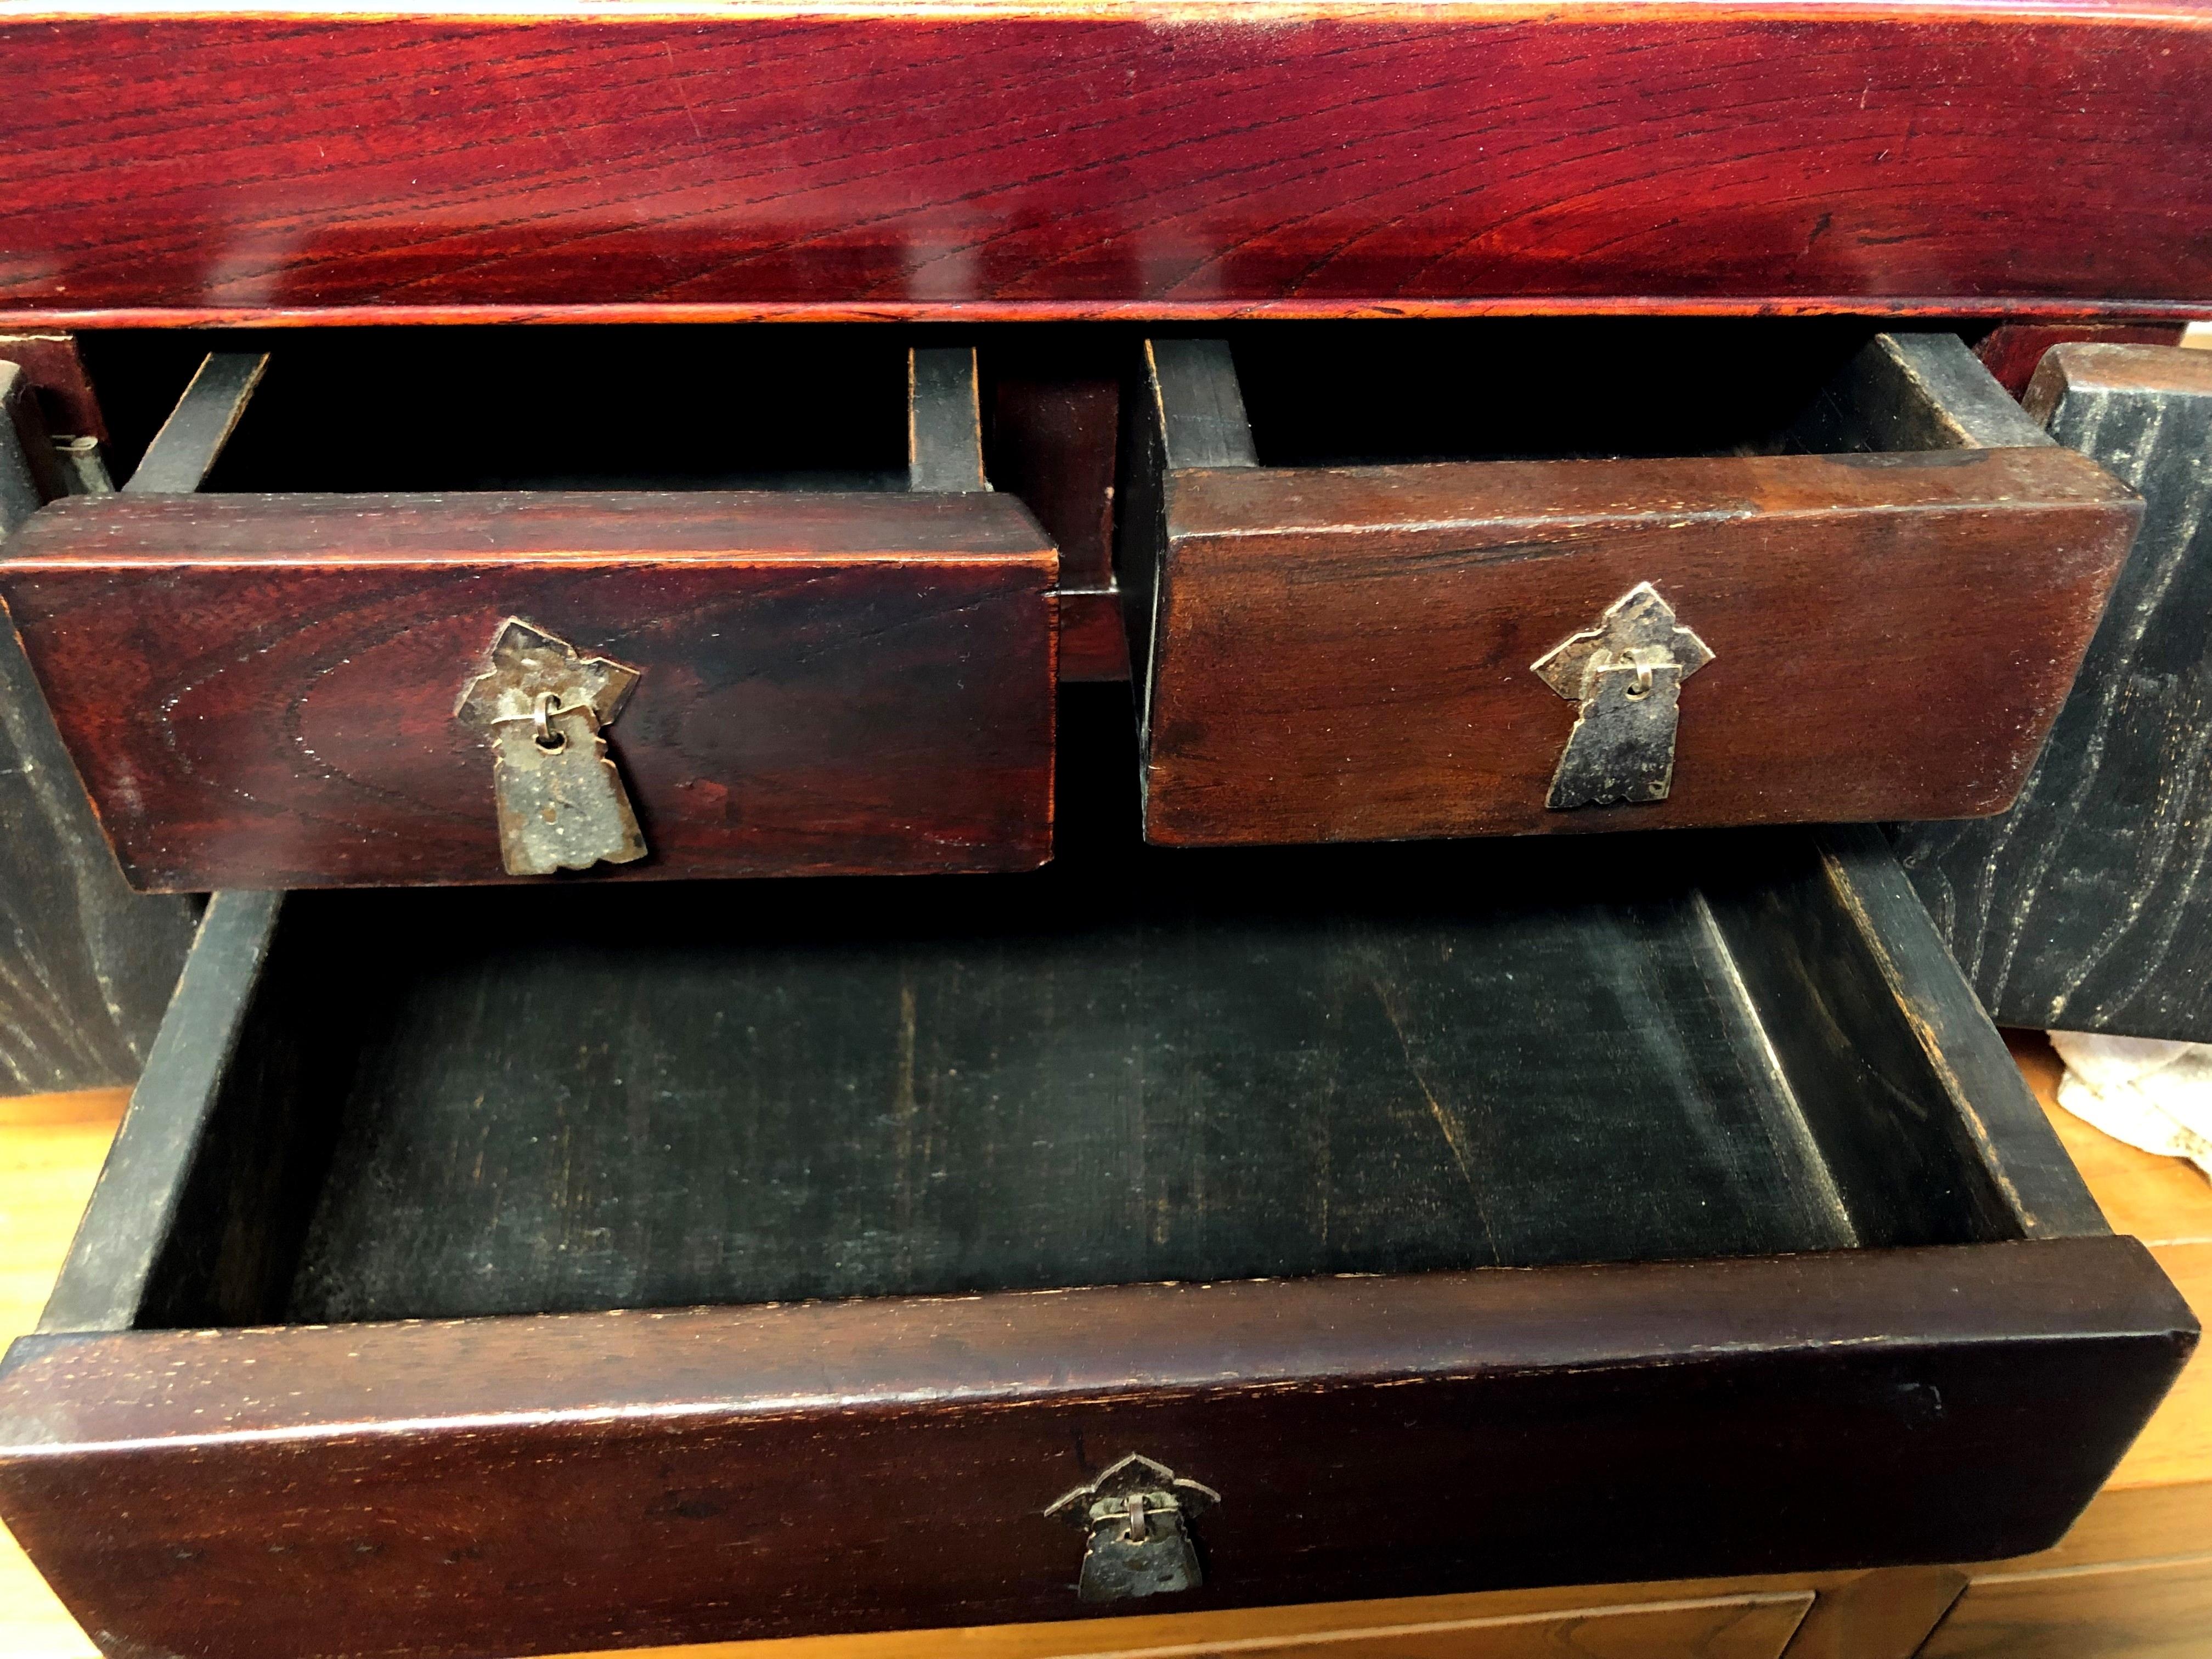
[0,331,1058,889]
[0,693,2191,1659]
[1121,324,2142,847]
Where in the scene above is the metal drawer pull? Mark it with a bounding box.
[456,618,647,876]
[1533,581,1714,809]
[1047,1454,1221,1604]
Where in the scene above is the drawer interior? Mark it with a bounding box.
[80,324,913,492]
[135,689,2035,1331]
[1223,318,1943,466]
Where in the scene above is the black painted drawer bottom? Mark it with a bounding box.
[0,697,2193,1659]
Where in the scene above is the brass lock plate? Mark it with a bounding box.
[1046,1453,1221,1604]
[455,618,647,877]
[1532,582,1714,810]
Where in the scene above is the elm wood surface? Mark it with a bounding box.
[0,490,1058,889]
[1124,331,2143,847]
[4,4,2212,328]
[1894,346,2212,1040]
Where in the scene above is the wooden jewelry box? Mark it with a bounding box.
[1,1,2209,1652]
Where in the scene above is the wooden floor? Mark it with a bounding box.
[3,1033,2207,1659]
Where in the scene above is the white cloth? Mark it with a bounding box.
[2047,1030,2212,1181]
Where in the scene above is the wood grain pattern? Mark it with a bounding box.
[1894,346,2212,1038]
[545,1571,1958,1659]
[1136,445,2138,844]
[1917,1553,2212,1658]
[0,490,1057,889]
[0,1236,2190,1659]
[2,4,2211,324]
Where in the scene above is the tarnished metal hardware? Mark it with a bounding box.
[1046,1454,1220,1604]
[1532,582,1714,810]
[455,618,647,876]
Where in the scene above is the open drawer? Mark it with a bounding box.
[0,693,2191,1659]
[0,330,1058,889]
[1121,324,2143,847]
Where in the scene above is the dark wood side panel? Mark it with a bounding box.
[1708,827,2109,1249]
[0,1237,2190,1659]
[1894,345,2212,1039]
[3,6,2211,323]
[987,337,1130,680]
[1138,447,2138,844]
[0,355,198,1094]
[0,491,1057,889]
[37,893,283,1333]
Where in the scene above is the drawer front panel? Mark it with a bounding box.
[0,1238,2189,1659]
[1142,447,2138,845]
[0,490,1057,888]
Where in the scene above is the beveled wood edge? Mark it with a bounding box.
[2,1234,2190,1450]
[1143,341,1256,472]
[1815,828,2110,1241]
[1154,444,2134,544]
[2028,340,2212,421]
[1863,332,2057,449]
[909,345,989,494]
[35,891,284,1335]
[7,302,2212,330]
[2,489,1063,569]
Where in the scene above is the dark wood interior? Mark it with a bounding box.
[1227,318,1886,467]
[76,325,917,491]
[123,687,2033,1330]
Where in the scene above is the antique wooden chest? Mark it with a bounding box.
[1,1,2209,1653]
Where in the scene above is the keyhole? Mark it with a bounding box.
[1624,682,1648,699]
[535,729,567,753]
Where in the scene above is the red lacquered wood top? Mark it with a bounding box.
[1,1,2208,326]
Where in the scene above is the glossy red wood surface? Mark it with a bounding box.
[0,491,1059,890]
[2,3,2209,326]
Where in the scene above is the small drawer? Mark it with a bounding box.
[1121,325,2143,847]
[0,332,1057,889]
[0,699,2191,1659]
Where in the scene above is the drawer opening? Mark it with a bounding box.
[117,689,2065,1332]
[1216,318,1989,468]
[81,325,916,492]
